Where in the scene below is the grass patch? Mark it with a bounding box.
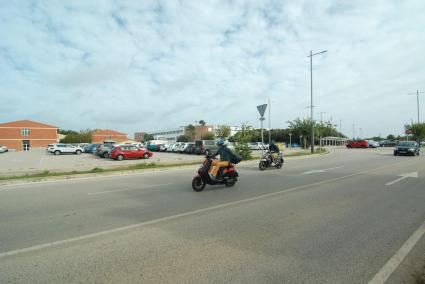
[0,161,201,181]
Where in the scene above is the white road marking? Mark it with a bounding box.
[87,183,173,195]
[385,172,418,186]
[301,166,344,175]
[0,161,410,259]
[368,222,425,284]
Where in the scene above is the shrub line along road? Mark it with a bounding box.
[0,148,424,283]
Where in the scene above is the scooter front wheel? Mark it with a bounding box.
[192,176,206,192]
[259,161,267,171]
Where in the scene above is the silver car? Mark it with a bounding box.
[0,145,8,153]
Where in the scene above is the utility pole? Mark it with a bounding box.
[352,124,355,140]
[308,49,328,153]
[319,111,326,124]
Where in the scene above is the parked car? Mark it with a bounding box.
[249,142,267,150]
[49,144,84,155]
[346,140,369,148]
[84,144,100,153]
[367,140,380,148]
[394,141,420,156]
[110,145,153,160]
[172,142,184,153]
[0,145,8,153]
[46,144,56,151]
[380,140,397,147]
[96,143,116,158]
[182,142,195,154]
[167,143,176,152]
[160,144,170,152]
[194,140,218,155]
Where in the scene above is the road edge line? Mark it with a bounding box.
[368,222,425,284]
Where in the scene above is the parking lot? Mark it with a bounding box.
[0,147,313,177]
[0,149,206,176]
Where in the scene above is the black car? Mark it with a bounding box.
[394,141,420,156]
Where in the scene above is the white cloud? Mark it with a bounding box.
[0,0,425,137]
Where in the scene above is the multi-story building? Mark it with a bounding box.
[91,129,128,143]
[149,127,185,142]
[0,120,58,151]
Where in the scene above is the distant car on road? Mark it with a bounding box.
[346,140,369,148]
[394,141,420,156]
[110,145,153,160]
[49,144,83,155]
[0,145,8,153]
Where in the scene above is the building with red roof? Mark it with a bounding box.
[0,120,59,151]
[91,129,128,143]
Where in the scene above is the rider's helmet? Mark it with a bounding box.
[216,139,225,147]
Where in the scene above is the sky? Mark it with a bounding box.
[1,0,424,139]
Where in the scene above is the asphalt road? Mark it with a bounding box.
[0,148,424,283]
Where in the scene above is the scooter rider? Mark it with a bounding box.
[268,140,280,164]
[209,139,232,180]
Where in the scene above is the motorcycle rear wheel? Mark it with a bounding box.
[192,176,206,192]
[225,178,236,187]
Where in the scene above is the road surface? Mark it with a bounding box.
[0,148,424,283]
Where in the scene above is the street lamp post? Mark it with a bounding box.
[308,50,328,153]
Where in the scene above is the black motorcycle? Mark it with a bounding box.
[259,151,284,171]
[192,154,239,192]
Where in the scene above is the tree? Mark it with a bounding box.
[387,134,395,141]
[201,132,215,140]
[143,134,154,142]
[216,125,231,139]
[198,120,206,127]
[60,129,93,143]
[177,135,190,142]
[185,124,196,141]
[405,122,425,143]
[233,123,252,160]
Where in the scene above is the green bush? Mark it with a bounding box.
[235,142,252,160]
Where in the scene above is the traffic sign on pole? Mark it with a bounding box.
[257,104,267,118]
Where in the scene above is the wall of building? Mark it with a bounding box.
[92,134,128,144]
[0,127,58,151]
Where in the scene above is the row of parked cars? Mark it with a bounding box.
[153,140,221,155]
[149,140,270,155]
[46,143,154,161]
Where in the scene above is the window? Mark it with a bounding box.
[21,128,30,136]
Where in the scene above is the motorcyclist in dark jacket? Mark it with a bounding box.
[209,140,232,179]
[268,140,280,164]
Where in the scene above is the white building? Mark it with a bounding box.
[149,127,185,142]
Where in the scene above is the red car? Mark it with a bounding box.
[346,140,369,148]
[110,145,153,160]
